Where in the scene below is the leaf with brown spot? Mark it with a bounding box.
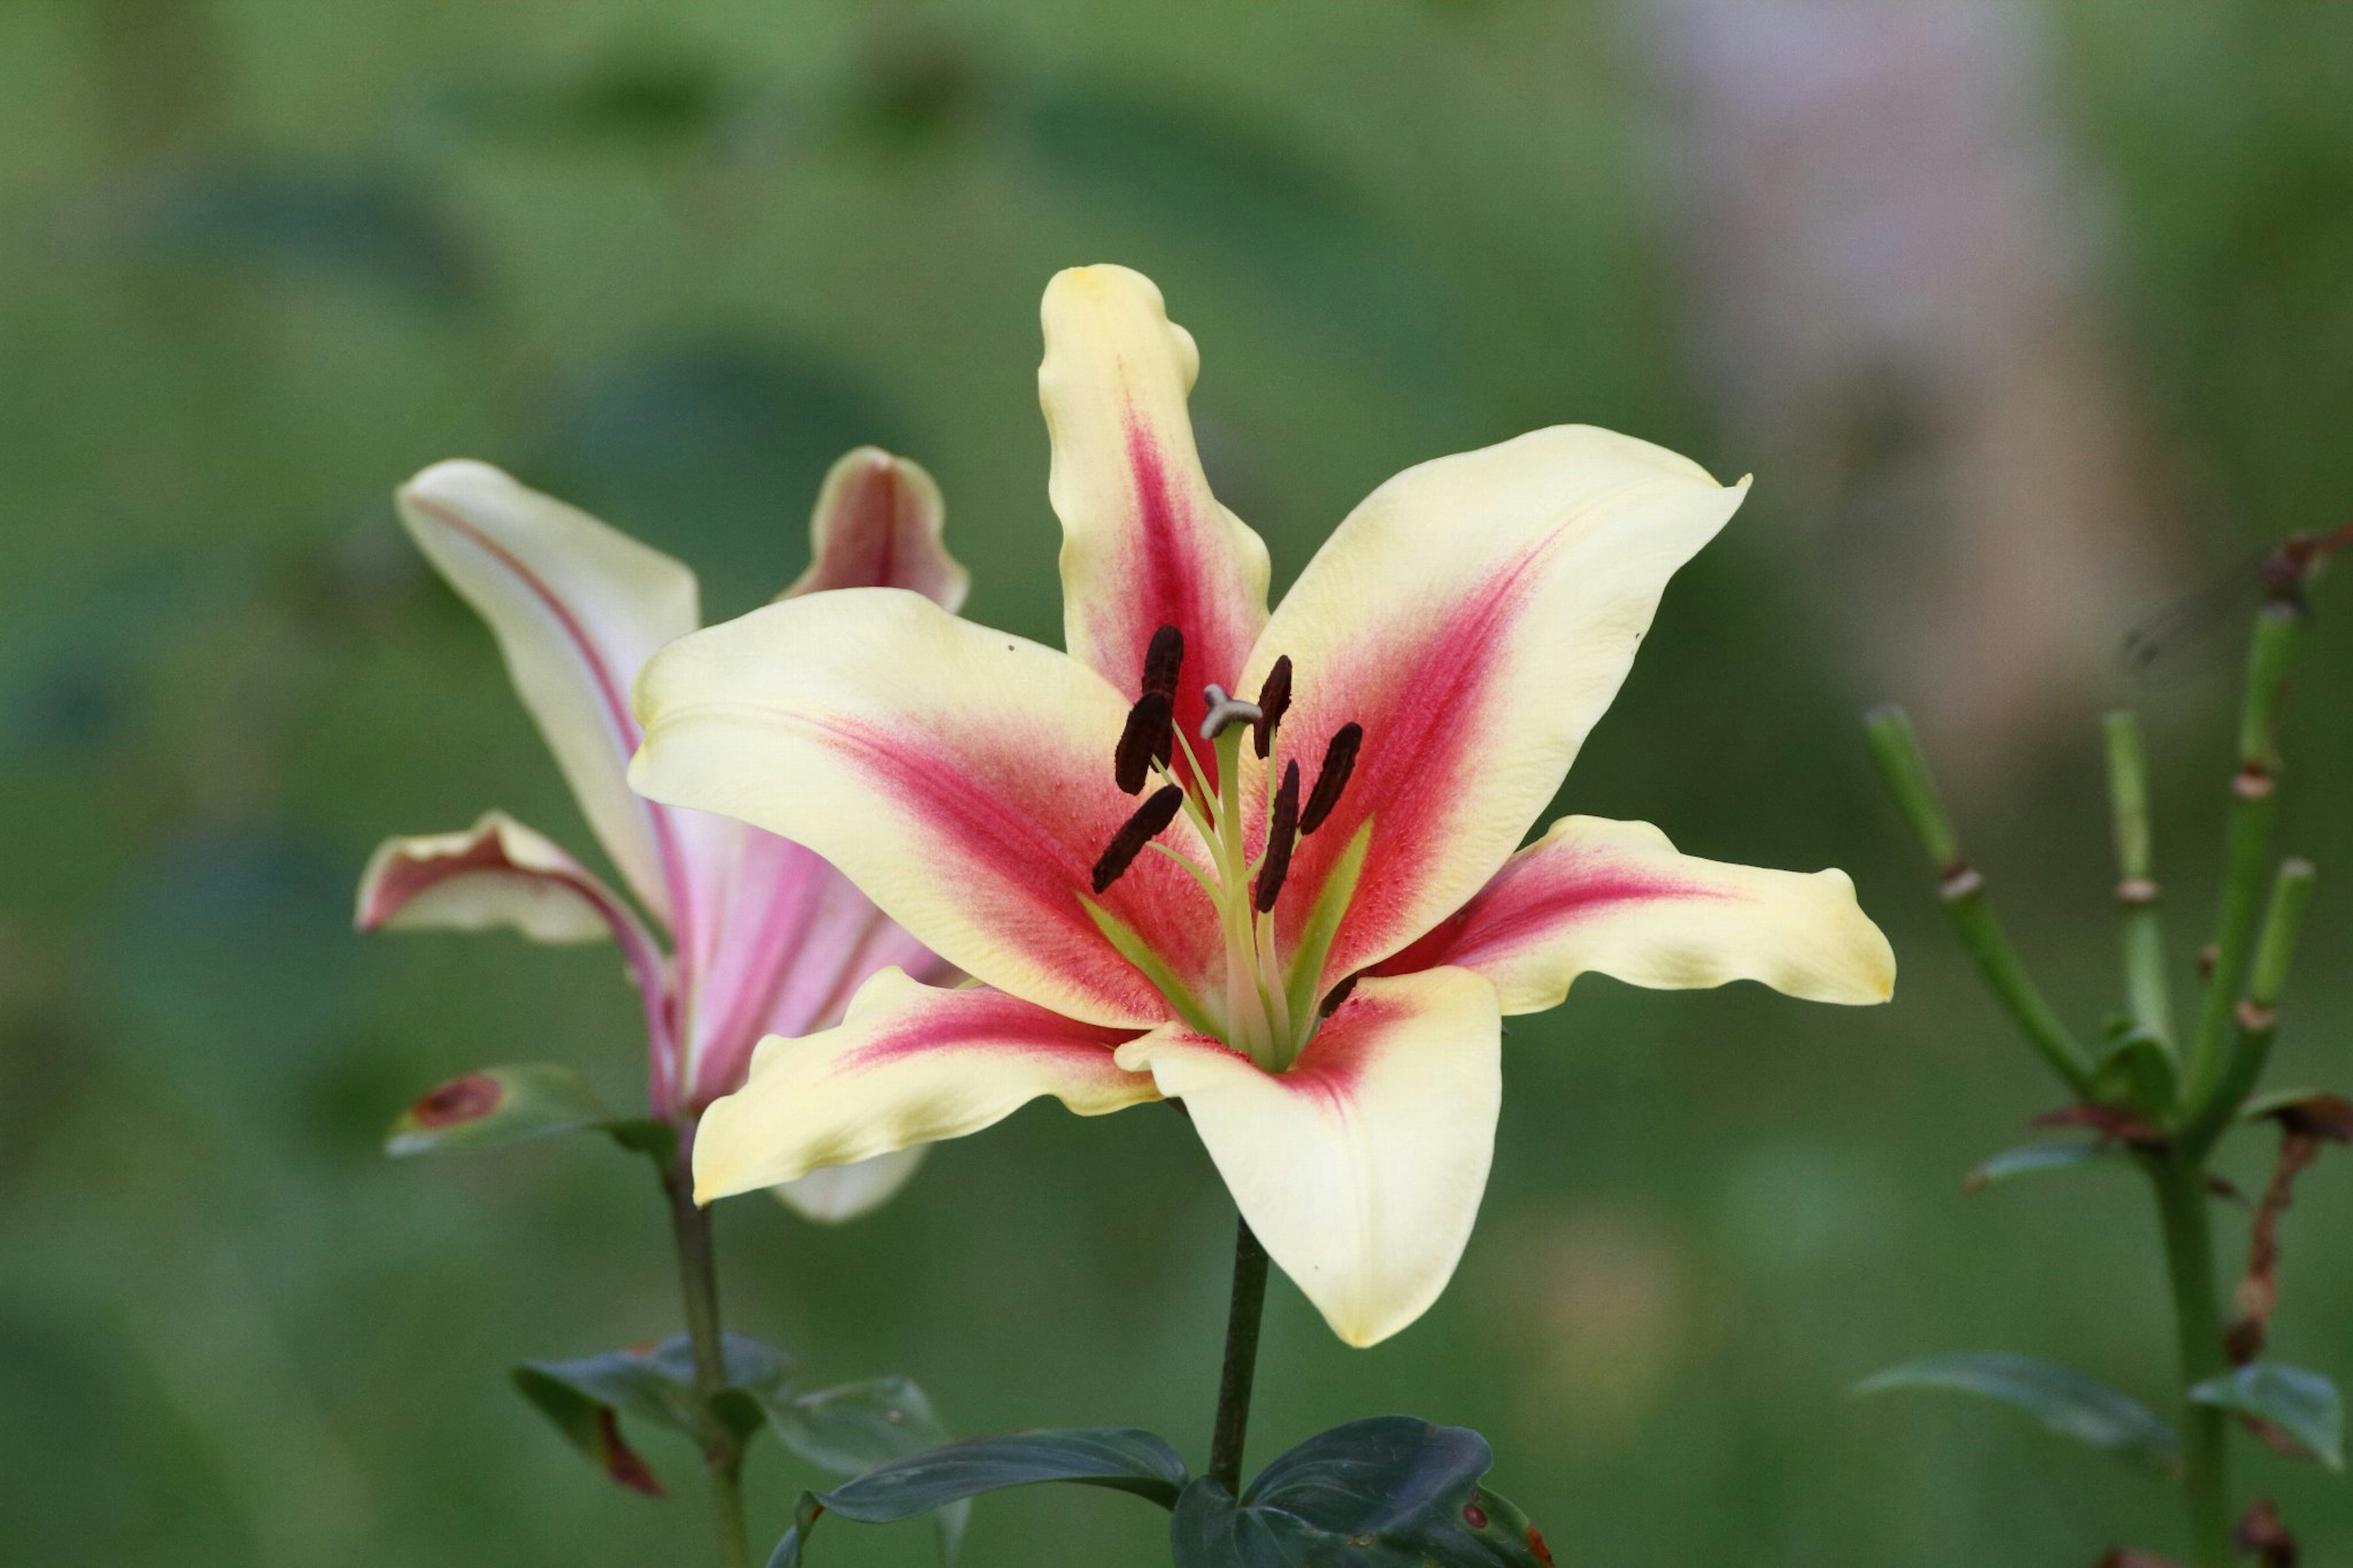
[2031,1103,2167,1149]
[384,1062,615,1157]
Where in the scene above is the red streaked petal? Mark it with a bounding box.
[779,447,970,610]
[1237,426,1749,991]
[398,461,699,926]
[355,812,680,1109]
[1041,267,1271,774]
[691,972,1156,1202]
[1114,966,1501,1348]
[1374,815,1895,1012]
[632,588,1220,1029]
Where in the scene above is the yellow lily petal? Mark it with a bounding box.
[631,588,1220,1029]
[770,1146,929,1225]
[1115,967,1501,1348]
[693,971,1158,1203]
[1042,265,1271,751]
[1238,426,1750,995]
[779,447,970,611]
[400,460,698,925]
[1376,816,1896,1012]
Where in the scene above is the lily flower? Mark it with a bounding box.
[356,449,968,1222]
[632,266,1896,1343]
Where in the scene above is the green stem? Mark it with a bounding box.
[2151,1157,2235,1568]
[1865,706,2097,1096]
[1206,1213,1270,1496]
[662,1151,754,1568]
[2103,711,2176,1049]
[2181,859,2317,1161]
[2184,604,2301,1107]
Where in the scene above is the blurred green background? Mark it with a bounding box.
[4,1,2352,1562]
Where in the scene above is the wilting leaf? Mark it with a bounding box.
[2243,1089,2353,1142]
[383,1063,613,1157]
[1854,1352,2180,1472]
[1169,1417,1553,1568]
[764,1428,1189,1567]
[2191,1364,2344,1470]
[1963,1142,2120,1192]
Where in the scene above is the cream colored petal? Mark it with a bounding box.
[631,588,1221,1029]
[399,460,699,923]
[1115,967,1501,1349]
[1376,816,1896,1013]
[779,447,970,611]
[1236,426,1749,997]
[357,811,640,946]
[768,1146,928,1224]
[1042,266,1271,748]
[692,971,1156,1203]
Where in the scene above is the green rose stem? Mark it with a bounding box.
[659,1148,754,1568]
[1207,1214,1272,1494]
[1866,583,2317,1568]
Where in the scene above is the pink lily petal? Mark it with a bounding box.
[778,447,970,610]
[1042,267,1271,774]
[398,461,699,928]
[1114,967,1501,1347]
[1235,427,1750,995]
[692,971,1159,1202]
[632,588,1223,1031]
[355,812,678,1102]
[1372,815,1895,1011]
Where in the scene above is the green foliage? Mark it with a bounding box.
[382,1064,616,1157]
[2190,1365,2345,1471]
[1170,1418,1550,1568]
[1853,1354,2181,1474]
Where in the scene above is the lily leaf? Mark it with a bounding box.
[2190,1363,2344,1469]
[1963,1141,2120,1192]
[384,1063,613,1156]
[2093,1029,2178,1115]
[1854,1352,2180,1472]
[765,1428,1189,1567]
[512,1333,792,1493]
[758,1377,968,1562]
[1170,1417,1553,1567]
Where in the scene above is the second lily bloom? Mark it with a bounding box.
[633,265,1897,1345]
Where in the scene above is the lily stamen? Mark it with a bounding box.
[1253,760,1302,913]
[1252,656,1292,759]
[1300,721,1363,835]
[1113,689,1175,794]
[1142,623,1184,698]
[1093,784,1188,893]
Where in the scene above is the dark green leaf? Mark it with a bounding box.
[2094,1029,2179,1113]
[384,1064,613,1156]
[2191,1363,2344,1469]
[759,1377,967,1563]
[1170,1417,1553,1567]
[512,1333,794,1493]
[763,1428,1188,1567]
[1854,1352,2179,1472]
[1963,1141,2121,1191]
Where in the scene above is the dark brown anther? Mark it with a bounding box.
[1317,972,1360,1017]
[1253,762,1302,913]
[1092,785,1185,893]
[1252,656,1292,759]
[1298,722,1362,835]
[1143,624,1184,697]
[1114,690,1175,795]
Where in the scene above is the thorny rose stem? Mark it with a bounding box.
[661,1148,754,1568]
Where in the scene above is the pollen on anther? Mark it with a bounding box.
[1092,784,1186,893]
[1252,656,1292,759]
[1317,972,1360,1017]
[1299,722,1362,835]
[1253,760,1301,913]
[1114,689,1174,795]
[1142,624,1184,698]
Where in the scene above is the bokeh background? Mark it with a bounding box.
[5,1,2352,1562]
